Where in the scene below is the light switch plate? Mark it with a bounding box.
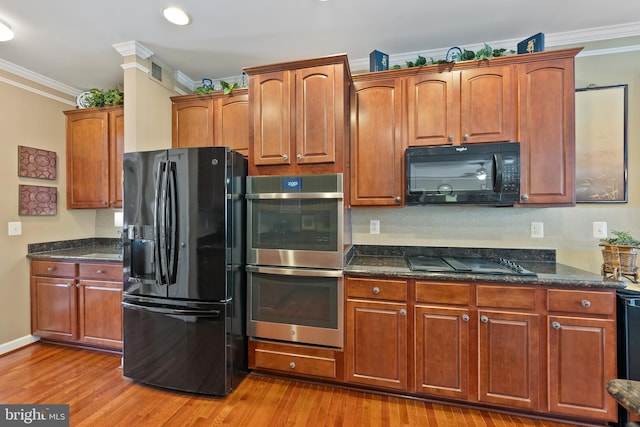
[593,221,607,239]
[8,221,22,236]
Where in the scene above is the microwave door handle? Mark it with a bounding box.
[493,153,503,193]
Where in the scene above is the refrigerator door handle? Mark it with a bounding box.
[166,161,178,284]
[154,161,168,285]
[122,302,223,318]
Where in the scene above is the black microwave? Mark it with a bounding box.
[405,142,521,206]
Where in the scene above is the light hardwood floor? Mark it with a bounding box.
[0,343,592,426]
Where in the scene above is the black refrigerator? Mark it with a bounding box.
[121,147,247,396]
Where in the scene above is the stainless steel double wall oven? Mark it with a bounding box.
[246,174,349,348]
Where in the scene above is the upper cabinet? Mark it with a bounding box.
[65,105,123,209]
[244,55,352,176]
[517,51,579,206]
[407,66,516,146]
[171,89,249,157]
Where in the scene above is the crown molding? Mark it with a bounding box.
[120,61,150,74]
[113,40,154,59]
[0,58,80,96]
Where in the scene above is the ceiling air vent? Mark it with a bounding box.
[151,62,163,82]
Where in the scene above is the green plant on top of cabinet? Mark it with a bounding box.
[171,88,249,157]
[64,105,123,209]
[244,55,351,176]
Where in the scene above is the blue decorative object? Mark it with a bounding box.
[446,47,462,62]
[517,33,545,54]
[369,50,389,72]
[201,78,214,89]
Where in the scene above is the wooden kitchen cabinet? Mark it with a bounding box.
[476,285,540,411]
[30,259,123,352]
[345,277,408,391]
[65,105,123,209]
[547,289,618,422]
[517,50,580,205]
[350,78,405,207]
[171,89,249,157]
[415,282,471,400]
[407,66,516,146]
[244,55,351,176]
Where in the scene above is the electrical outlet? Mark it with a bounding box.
[593,221,607,239]
[530,222,544,238]
[8,221,22,236]
[369,219,380,235]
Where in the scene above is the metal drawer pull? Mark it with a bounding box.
[76,283,80,288]
[480,315,489,323]
[289,362,296,369]
[462,314,470,322]
[372,287,380,294]
[552,321,561,329]
[581,299,591,308]
[400,309,406,316]
[96,270,103,275]
[282,154,288,161]
[47,267,54,272]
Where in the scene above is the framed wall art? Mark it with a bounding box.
[575,84,628,203]
[18,145,57,180]
[19,185,57,216]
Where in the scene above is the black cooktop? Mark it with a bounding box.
[406,256,537,277]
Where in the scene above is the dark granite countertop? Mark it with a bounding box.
[27,238,123,263]
[344,245,626,289]
[607,379,640,417]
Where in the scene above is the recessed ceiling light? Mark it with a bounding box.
[0,19,14,42]
[163,7,191,26]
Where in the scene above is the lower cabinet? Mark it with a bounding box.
[30,259,123,351]
[345,277,408,391]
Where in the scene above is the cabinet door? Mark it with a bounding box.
[460,66,516,144]
[109,108,124,208]
[407,72,458,146]
[547,316,617,422]
[477,310,539,410]
[415,305,470,400]
[345,298,408,390]
[251,70,292,166]
[350,78,404,206]
[66,110,110,208]
[78,280,123,350]
[172,98,215,148]
[518,58,576,205]
[295,64,337,165]
[31,276,77,341]
[215,93,249,157]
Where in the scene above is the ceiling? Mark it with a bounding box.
[0,0,639,95]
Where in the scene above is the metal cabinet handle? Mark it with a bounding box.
[521,194,529,201]
[282,154,288,161]
[289,362,296,369]
[101,201,108,206]
[96,270,103,275]
[395,196,401,203]
[448,135,454,142]
[47,267,55,272]
[400,309,406,316]
[372,287,380,294]
[552,321,561,329]
[480,315,489,323]
[296,154,302,161]
[66,283,72,288]
[463,134,469,141]
[76,283,80,288]
[581,299,591,308]
[462,314,470,322]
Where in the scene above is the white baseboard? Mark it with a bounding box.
[0,335,40,356]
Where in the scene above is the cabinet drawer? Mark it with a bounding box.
[31,260,77,278]
[78,263,123,281]
[416,281,471,305]
[346,277,407,301]
[476,285,537,310]
[547,289,615,316]
[252,341,337,379]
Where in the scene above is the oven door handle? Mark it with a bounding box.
[246,192,343,200]
[246,265,343,277]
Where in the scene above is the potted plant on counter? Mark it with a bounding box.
[600,230,639,283]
